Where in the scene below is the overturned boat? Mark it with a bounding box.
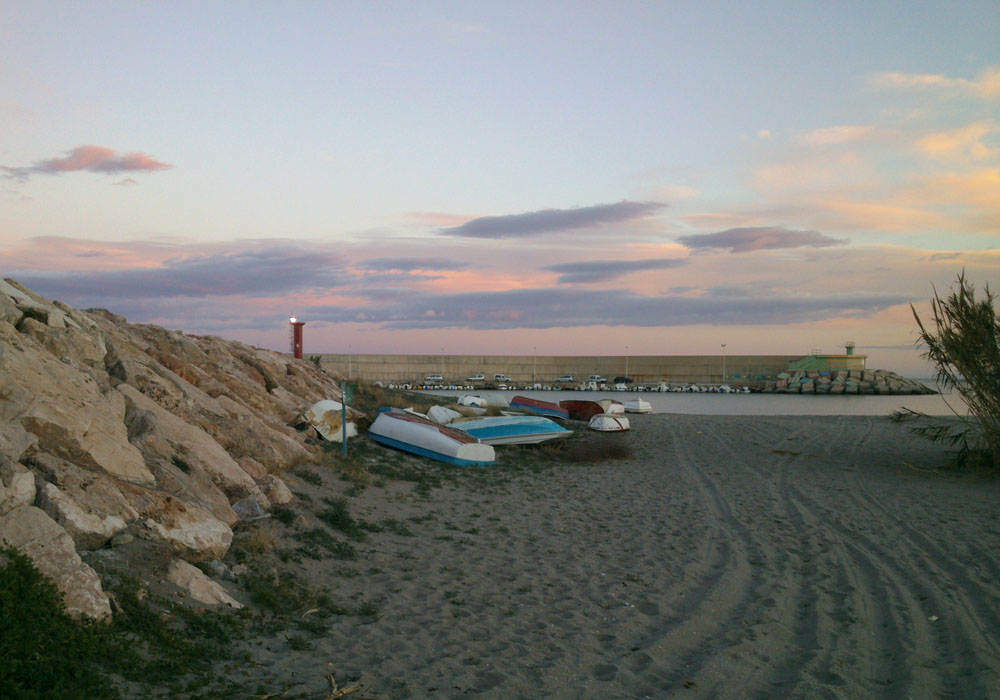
[559,399,605,422]
[510,395,569,419]
[368,408,495,467]
[451,415,572,445]
[301,400,358,442]
[596,399,625,415]
[588,413,631,432]
[623,398,652,414]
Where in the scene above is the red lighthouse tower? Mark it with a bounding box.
[289,317,305,359]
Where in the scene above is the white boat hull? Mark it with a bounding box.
[588,413,630,432]
[368,408,495,466]
[302,400,357,442]
[624,399,651,414]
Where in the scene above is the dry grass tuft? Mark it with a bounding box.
[241,521,280,554]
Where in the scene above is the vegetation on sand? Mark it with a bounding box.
[898,272,1000,471]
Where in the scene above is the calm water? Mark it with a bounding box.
[419,385,964,416]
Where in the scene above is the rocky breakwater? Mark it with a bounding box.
[0,278,349,618]
[767,368,935,395]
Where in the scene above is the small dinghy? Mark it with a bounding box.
[510,395,569,419]
[368,408,495,466]
[559,399,605,422]
[451,415,572,445]
[427,405,462,425]
[588,413,630,432]
[623,398,652,414]
[596,399,625,415]
[457,395,487,408]
[301,400,358,442]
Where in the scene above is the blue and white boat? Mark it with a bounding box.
[451,415,573,445]
[368,408,496,466]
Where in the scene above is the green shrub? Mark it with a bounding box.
[0,547,121,700]
[903,272,1000,471]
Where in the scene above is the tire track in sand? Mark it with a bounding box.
[627,415,769,697]
[767,416,998,698]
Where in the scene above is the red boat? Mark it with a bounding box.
[510,395,569,419]
[559,399,605,421]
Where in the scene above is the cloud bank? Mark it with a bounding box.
[15,247,347,300]
[544,258,687,284]
[2,145,172,181]
[307,287,912,331]
[360,257,472,272]
[677,227,848,253]
[439,200,665,238]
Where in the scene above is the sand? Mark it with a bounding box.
[240,414,1000,699]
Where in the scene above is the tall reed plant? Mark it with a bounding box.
[904,272,1000,471]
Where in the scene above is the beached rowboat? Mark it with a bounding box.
[624,398,652,414]
[368,408,496,466]
[451,415,572,445]
[510,395,569,419]
[301,400,358,442]
[588,413,630,432]
[559,399,605,422]
[596,399,625,415]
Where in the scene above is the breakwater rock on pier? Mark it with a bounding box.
[0,279,347,618]
[766,369,934,395]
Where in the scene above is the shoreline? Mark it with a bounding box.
[215,413,1000,699]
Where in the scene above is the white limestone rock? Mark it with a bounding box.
[166,559,243,608]
[0,458,36,515]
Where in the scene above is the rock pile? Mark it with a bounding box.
[0,278,348,618]
[766,368,935,395]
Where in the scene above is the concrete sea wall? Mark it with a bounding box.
[314,353,806,386]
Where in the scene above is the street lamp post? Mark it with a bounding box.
[625,345,629,381]
[721,343,727,382]
[533,346,536,383]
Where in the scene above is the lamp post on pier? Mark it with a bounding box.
[721,343,727,382]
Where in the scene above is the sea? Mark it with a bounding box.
[418,382,963,417]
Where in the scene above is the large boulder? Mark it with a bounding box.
[0,323,154,486]
[122,488,233,562]
[166,559,243,608]
[120,383,260,503]
[0,506,112,619]
[18,316,107,369]
[0,287,21,325]
[1,278,71,329]
[0,458,36,515]
[28,453,139,550]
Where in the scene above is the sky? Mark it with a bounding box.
[2,1,998,377]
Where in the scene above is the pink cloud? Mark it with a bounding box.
[2,144,171,181]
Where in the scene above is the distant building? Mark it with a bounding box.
[788,342,866,373]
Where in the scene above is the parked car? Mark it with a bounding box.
[493,373,511,383]
[424,374,444,384]
[555,375,574,383]
[466,373,485,382]
[613,376,633,384]
[589,374,608,383]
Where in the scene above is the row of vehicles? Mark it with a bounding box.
[424,372,624,385]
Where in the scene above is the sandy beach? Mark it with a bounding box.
[231,413,1000,699]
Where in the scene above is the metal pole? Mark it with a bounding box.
[721,343,727,382]
[341,381,348,456]
[625,345,629,380]
[533,347,536,383]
